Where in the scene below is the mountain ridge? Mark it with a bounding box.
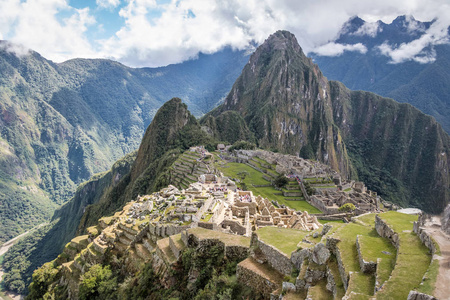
[205,30,450,213]
[0,43,248,244]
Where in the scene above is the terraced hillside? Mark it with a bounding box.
[28,172,439,299]
[242,211,436,299]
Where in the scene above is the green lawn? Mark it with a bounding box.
[376,212,431,300]
[307,279,333,299]
[416,258,439,295]
[334,222,396,297]
[256,227,309,256]
[353,213,377,226]
[318,219,344,225]
[218,162,321,213]
[357,235,396,285]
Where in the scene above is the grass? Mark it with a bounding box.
[334,223,390,296]
[256,227,309,256]
[376,212,431,299]
[416,258,439,295]
[346,272,376,296]
[354,213,376,227]
[357,235,396,285]
[307,279,333,299]
[377,211,418,231]
[218,162,321,213]
[328,257,346,299]
[318,219,344,225]
[72,235,89,248]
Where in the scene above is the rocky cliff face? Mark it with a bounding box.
[205,31,352,178]
[206,31,450,213]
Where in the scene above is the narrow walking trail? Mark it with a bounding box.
[423,218,450,300]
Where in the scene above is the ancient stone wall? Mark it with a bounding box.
[413,222,437,256]
[375,215,399,248]
[221,219,248,235]
[255,238,293,275]
[356,235,377,273]
[236,262,279,297]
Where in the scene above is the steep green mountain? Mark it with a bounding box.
[204,30,450,213]
[1,98,217,294]
[76,98,215,234]
[0,44,248,244]
[311,16,450,134]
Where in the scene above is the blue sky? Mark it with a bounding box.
[0,0,448,67]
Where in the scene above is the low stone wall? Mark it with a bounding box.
[326,265,337,298]
[413,222,437,256]
[283,191,303,197]
[334,246,349,290]
[309,196,338,215]
[253,234,293,275]
[221,219,248,236]
[356,235,377,273]
[375,215,399,248]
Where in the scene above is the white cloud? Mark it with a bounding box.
[96,0,121,10]
[0,0,96,62]
[0,0,449,66]
[377,10,450,63]
[311,42,367,56]
[353,21,382,37]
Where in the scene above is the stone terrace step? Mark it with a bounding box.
[134,243,152,261]
[142,237,157,252]
[157,237,177,265]
[237,257,283,297]
[169,233,186,260]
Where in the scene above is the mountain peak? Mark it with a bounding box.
[260,30,303,53]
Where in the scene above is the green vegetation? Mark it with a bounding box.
[1,222,55,294]
[79,264,117,300]
[357,235,396,284]
[333,218,397,297]
[416,258,439,295]
[274,174,289,188]
[217,162,321,213]
[376,212,430,299]
[339,203,356,212]
[256,227,308,255]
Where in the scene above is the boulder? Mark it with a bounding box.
[311,243,330,265]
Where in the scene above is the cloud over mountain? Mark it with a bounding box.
[0,0,449,67]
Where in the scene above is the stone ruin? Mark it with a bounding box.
[310,181,379,215]
[113,173,322,240]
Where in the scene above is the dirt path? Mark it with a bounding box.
[423,219,450,299]
[0,223,47,300]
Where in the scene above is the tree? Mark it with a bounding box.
[274,174,288,188]
[79,264,116,300]
[339,203,356,213]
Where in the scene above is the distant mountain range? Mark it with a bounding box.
[0,43,249,244]
[312,15,450,133]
